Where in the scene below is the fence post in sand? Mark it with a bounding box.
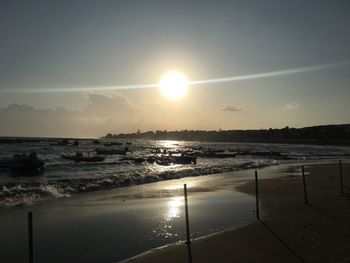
[255,171,260,220]
[339,160,344,194]
[28,211,33,263]
[183,184,193,263]
[302,166,308,204]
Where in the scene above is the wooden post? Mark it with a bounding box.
[302,165,308,204]
[255,171,260,220]
[339,160,344,194]
[184,184,193,263]
[28,211,33,263]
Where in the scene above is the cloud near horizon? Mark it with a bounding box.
[220,105,243,112]
[0,93,142,137]
[285,103,301,110]
[0,93,213,137]
[0,104,81,137]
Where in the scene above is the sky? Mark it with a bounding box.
[1,0,350,137]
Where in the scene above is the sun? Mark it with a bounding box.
[159,70,189,100]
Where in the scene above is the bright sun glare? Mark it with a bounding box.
[159,70,189,100]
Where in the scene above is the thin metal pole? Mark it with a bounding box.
[184,184,193,263]
[28,211,33,263]
[339,160,344,194]
[255,171,260,220]
[302,165,308,204]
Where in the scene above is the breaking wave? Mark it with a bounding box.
[0,160,276,208]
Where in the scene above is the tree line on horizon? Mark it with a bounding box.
[105,124,350,145]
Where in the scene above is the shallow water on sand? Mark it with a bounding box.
[0,169,260,263]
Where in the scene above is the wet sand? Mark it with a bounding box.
[125,163,350,263]
[0,168,262,263]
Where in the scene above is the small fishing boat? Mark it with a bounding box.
[155,158,172,166]
[0,153,44,175]
[95,147,129,155]
[173,155,197,164]
[204,148,225,153]
[253,151,282,156]
[92,139,100,144]
[103,142,123,146]
[50,139,70,146]
[146,156,156,163]
[61,152,105,163]
[199,152,236,158]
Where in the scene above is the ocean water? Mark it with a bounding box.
[1,139,350,208]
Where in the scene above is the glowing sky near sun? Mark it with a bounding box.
[1,0,350,137]
[0,62,348,94]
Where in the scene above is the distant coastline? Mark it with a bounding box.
[105,124,350,146]
[1,124,350,146]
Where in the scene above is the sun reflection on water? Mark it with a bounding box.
[165,196,183,221]
[158,140,183,149]
[165,182,195,191]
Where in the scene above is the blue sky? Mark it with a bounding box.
[1,0,350,137]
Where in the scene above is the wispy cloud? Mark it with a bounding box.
[1,61,349,93]
[285,103,300,110]
[191,61,350,86]
[220,105,242,112]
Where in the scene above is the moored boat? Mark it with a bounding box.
[0,152,44,175]
[199,152,236,158]
[103,142,123,146]
[92,139,100,144]
[173,155,197,164]
[61,153,105,162]
[95,147,129,155]
[50,139,70,146]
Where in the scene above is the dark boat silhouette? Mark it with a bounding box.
[92,139,100,144]
[95,147,128,155]
[50,139,70,146]
[199,152,236,158]
[173,155,197,164]
[0,153,44,175]
[61,153,105,163]
[103,142,123,146]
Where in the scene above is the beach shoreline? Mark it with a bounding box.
[0,164,267,263]
[0,160,349,263]
[124,162,350,263]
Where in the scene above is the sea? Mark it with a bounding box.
[1,138,350,208]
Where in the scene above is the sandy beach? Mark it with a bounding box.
[1,161,349,263]
[124,162,350,263]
